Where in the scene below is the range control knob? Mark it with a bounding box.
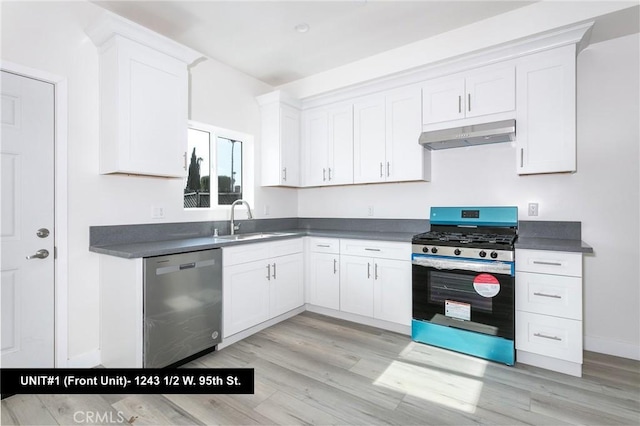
[479,250,487,258]
[422,246,429,253]
[490,251,498,259]
[454,249,461,256]
[431,247,438,254]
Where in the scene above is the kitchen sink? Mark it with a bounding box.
[217,232,298,241]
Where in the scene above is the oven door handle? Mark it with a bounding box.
[412,256,513,275]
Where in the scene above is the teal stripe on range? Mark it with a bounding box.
[411,319,515,365]
[430,206,518,227]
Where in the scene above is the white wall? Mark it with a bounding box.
[278,1,636,99]
[296,34,640,358]
[0,1,297,364]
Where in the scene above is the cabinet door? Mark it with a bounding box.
[385,86,428,182]
[516,45,576,174]
[269,253,304,318]
[339,255,374,317]
[327,104,354,186]
[421,77,465,124]
[308,252,340,310]
[302,108,330,187]
[223,261,270,337]
[353,96,386,184]
[465,65,515,118]
[373,259,412,325]
[280,104,301,186]
[106,39,188,177]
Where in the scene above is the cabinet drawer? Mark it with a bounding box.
[516,249,582,277]
[340,239,410,261]
[516,272,582,320]
[516,311,582,363]
[308,237,340,254]
[270,238,304,258]
[223,238,303,266]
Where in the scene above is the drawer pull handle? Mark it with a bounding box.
[374,263,379,280]
[266,264,271,281]
[316,244,331,248]
[534,332,562,341]
[365,248,381,252]
[333,259,337,274]
[532,260,563,266]
[533,292,562,299]
[367,263,371,279]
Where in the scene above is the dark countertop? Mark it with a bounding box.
[515,237,593,253]
[89,229,416,259]
[89,218,593,258]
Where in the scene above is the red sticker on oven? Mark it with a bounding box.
[473,273,501,298]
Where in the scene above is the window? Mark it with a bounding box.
[184,122,250,209]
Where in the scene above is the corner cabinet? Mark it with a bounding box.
[353,85,430,184]
[516,45,577,174]
[515,249,584,377]
[339,239,412,326]
[257,91,302,187]
[223,238,304,338]
[86,14,201,177]
[306,238,341,309]
[302,103,354,187]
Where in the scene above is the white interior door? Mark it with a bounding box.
[1,70,55,368]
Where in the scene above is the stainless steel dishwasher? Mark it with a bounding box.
[143,249,222,368]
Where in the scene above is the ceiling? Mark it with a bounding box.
[92,1,538,86]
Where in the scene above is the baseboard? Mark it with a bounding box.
[218,306,306,350]
[67,349,101,368]
[517,350,582,377]
[584,335,640,360]
[306,304,411,336]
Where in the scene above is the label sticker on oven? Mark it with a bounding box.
[473,273,501,298]
[445,300,471,321]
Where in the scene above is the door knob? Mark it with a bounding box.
[36,228,50,238]
[26,249,49,260]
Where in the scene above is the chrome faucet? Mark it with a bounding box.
[230,200,253,235]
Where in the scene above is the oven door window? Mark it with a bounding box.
[430,271,493,312]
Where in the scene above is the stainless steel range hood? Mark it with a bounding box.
[419,119,516,150]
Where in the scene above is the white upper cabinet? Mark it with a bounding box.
[353,95,387,183]
[302,102,353,187]
[354,85,430,184]
[385,86,430,182]
[516,45,576,175]
[86,14,201,178]
[257,91,301,187]
[422,64,515,125]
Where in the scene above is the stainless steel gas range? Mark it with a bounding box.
[411,206,518,365]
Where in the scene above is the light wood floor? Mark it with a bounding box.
[3,312,639,425]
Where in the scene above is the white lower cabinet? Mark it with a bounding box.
[307,238,340,310]
[339,239,412,326]
[515,249,584,376]
[223,239,303,338]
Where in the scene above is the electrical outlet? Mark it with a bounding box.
[367,206,374,217]
[528,203,539,217]
[151,205,165,219]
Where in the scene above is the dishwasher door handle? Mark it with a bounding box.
[155,258,218,275]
